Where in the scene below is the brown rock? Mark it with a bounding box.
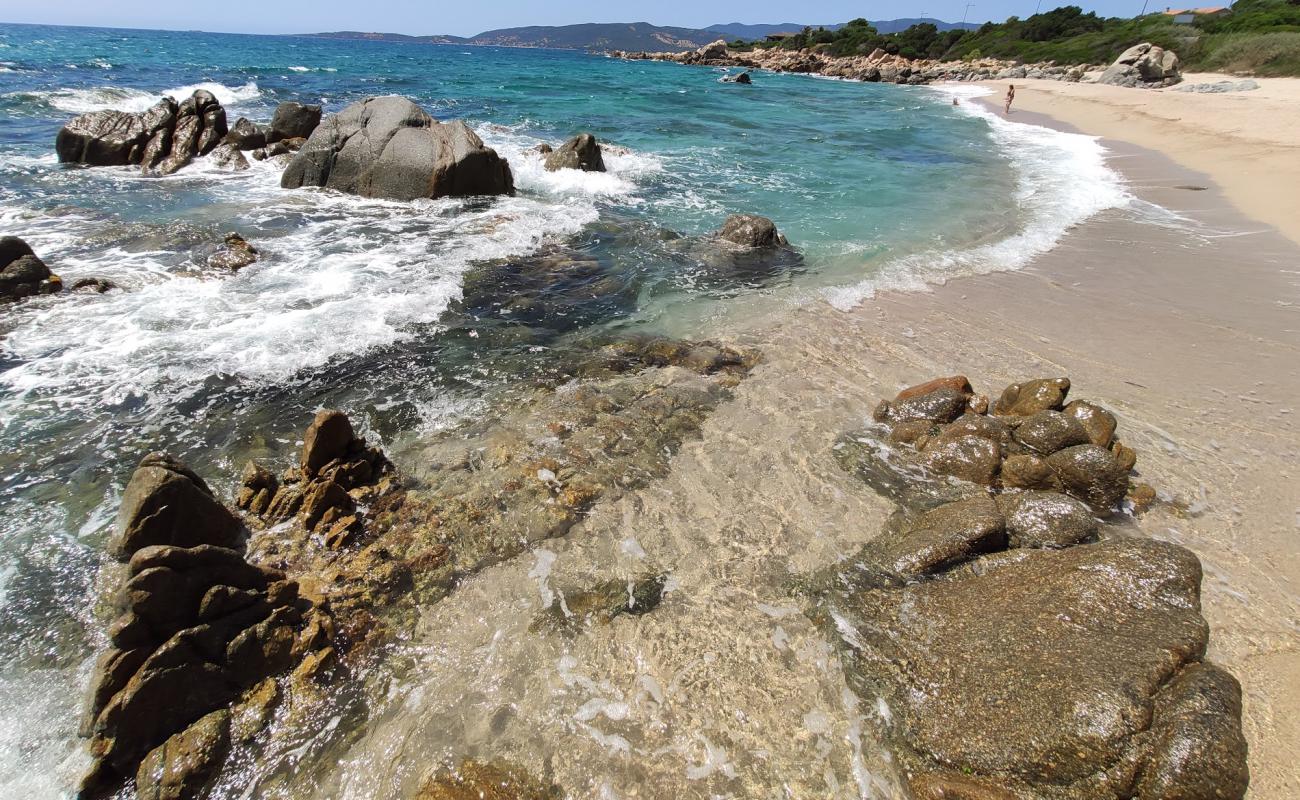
[1000,454,1060,491]
[882,387,970,426]
[998,490,1098,548]
[921,435,1001,485]
[543,132,605,172]
[856,496,1006,585]
[298,479,354,531]
[992,377,1070,416]
[833,539,1216,798]
[1063,400,1117,448]
[1045,444,1130,511]
[417,759,561,800]
[111,458,243,560]
[1137,662,1249,799]
[1012,410,1091,455]
[134,709,230,800]
[1112,441,1138,472]
[895,375,972,402]
[301,410,355,477]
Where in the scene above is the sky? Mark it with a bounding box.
[0,1,1170,37]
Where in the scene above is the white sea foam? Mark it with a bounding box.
[0,156,598,413]
[476,125,664,201]
[823,84,1132,309]
[29,80,261,115]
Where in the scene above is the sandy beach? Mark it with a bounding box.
[305,79,1300,797]
[979,73,1300,245]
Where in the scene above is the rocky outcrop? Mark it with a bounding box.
[851,375,1141,514]
[1,236,62,300]
[613,43,1173,89]
[819,372,1248,800]
[57,90,229,175]
[207,143,249,172]
[716,214,790,249]
[267,101,321,143]
[280,96,514,201]
[1098,42,1182,88]
[543,133,605,172]
[722,71,753,84]
[79,454,334,800]
[207,233,259,271]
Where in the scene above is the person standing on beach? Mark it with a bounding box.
[1004,84,1016,115]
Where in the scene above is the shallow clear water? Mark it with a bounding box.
[0,22,1129,796]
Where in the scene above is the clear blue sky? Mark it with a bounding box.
[0,1,1169,36]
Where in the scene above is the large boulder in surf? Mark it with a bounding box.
[1098,43,1181,88]
[716,214,790,249]
[1,236,63,301]
[543,133,605,172]
[267,101,321,142]
[280,96,514,201]
[56,90,228,175]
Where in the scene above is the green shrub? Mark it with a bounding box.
[1189,30,1300,75]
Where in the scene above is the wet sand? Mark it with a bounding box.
[311,94,1300,798]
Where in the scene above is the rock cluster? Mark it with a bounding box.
[1,236,62,301]
[853,375,1143,513]
[238,410,394,551]
[57,90,228,175]
[1099,42,1182,88]
[280,96,514,201]
[819,374,1248,799]
[543,132,606,172]
[215,101,321,170]
[80,454,334,800]
[615,42,1179,88]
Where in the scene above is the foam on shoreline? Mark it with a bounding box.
[823,84,1132,309]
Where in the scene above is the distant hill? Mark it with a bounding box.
[302,19,981,52]
[468,22,714,50]
[873,18,981,34]
[704,22,843,39]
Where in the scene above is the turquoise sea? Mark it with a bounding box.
[0,22,1130,796]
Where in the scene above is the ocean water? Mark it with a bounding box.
[0,22,1130,797]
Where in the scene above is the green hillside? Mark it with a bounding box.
[733,2,1300,76]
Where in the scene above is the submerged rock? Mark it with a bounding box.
[543,132,605,172]
[1,236,63,300]
[822,538,1245,799]
[417,759,561,800]
[716,213,789,249]
[280,96,514,201]
[206,233,259,272]
[530,573,668,634]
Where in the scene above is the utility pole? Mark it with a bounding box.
[964,3,976,25]
[1035,0,1044,15]
[1140,0,1151,15]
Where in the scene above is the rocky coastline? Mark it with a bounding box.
[19,80,1250,799]
[612,38,1183,89]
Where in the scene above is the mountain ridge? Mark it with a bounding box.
[301,19,981,51]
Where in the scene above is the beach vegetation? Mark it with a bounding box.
[729,1,1300,75]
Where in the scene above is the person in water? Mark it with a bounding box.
[1004,84,1016,115]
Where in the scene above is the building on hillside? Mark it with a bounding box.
[1162,6,1231,24]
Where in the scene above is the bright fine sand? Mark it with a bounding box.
[981,74,1300,245]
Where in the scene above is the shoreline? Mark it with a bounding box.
[286,81,1299,796]
[971,74,1300,246]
